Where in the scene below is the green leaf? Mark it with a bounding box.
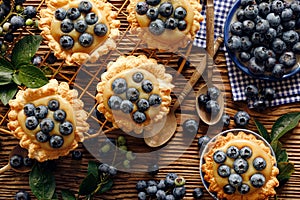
[0,57,14,71]
[271,140,282,162]
[29,163,56,200]
[51,192,59,200]
[0,71,12,85]
[271,112,300,141]
[18,65,48,88]
[254,119,271,143]
[0,83,18,105]
[78,174,98,195]
[277,162,295,185]
[12,35,42,67]
[12,73,22,85]
[278,149,288,163]
[97,179,113,194]
[87,161,99,179]
[61,189,76,200]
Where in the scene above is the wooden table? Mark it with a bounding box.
[0,0,300,199]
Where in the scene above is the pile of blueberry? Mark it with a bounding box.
[197,86,221,117]
[136,173,187,200]
[0,0,37,51]
[54,0,108,50]
[98,163,118,178]
[135,0,188,35]
[108,72,162,124]
[226,0,300,78]
[24,99,74,148]
[213,145,267,195]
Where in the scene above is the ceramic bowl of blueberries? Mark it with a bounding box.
[224,0,300,81]
[199,128,276,200]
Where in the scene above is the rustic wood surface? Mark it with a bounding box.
[0,0,300,199]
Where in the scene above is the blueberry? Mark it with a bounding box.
[178,20,187,31]
[291,1,300,15]
[4,33,14,43]
[255,19,269,33]
[197,94,208,107]
[142,80,153,93]
[283,20,296,30]
[205,100,220,116]
[10,16,24,29]
[253,157,266,170]
[55,8,67,20]
[48,99,59,111]
[138,191,146,200]
[108,95,123,110]
[237,9,245,21]
[174,7,187,20]
[10,154,23,168]
[281,8,293,21]
[79,32,94,47]
[240,36,252,51]
[148,94,162,107]
[229,173,243,187]
[272,38,286,54]
[15,190,31,200]
[239,146,252,159]
[292,42,300,53]
[49,135,64,148]
[207,86,220,100]
[24,6,37,18]
[67,8,80,20]
[35,105,48,119]
[272,64,285,78]
[158,2,173,17]
[40,118,54,133]
[222,114,231,127]
[165,173,178,187]
[165,194,175,200]
[71,150,82,160]
[223,184,236,194]
[241,0,255,7]
[46,53,57,64]
[173,186,186,199]
[112,78,127,94]
[25,116,38,130]
[94,23,108,36]
[233,158,249,174]
[253,46,268,62]
[227,35,241,52]
[165,18,178,30]
[108,166,117,176]
[230,21,243,36]
[60,35,74,50]
[227,146,239,159]
[78,0,93,13]
[136,2,148,15]
[265,57,276,72]
[258,2,270,17]
[213,150,227,163]
[59,121,73,135]
[85,12,98,25]
[271,0,284,14]
[132,72,144,83]
[238,183,250,194]
[156,190,166,200]
[253,97,267,111]
[23,156,34,167]
[248,57,265,75]
[266,13,281,27]
[32,56,42,66]
[148,164,159,176]
[53,109,66,122]
[182,119,198,134]
[146,185,157,196]
[146,7,159,20]
[156,180,166,190]
[24,103,36,117]
[74,19,87,33]
[132,111,147,123]
[244,5,258,19]
[239,52,251,62]
[197,135,210,149]
[98,163,110,173]
[137,98,150,112]
[282,30,299,47]
[136,180,147,192]
[218,164,231,177]
[250,173,265,188]
[148,180,157,187]
[251,32,264,45]
[279,52,296,68]
[61,18,74,33]
[35,131,49,143]
[234,111,250,127]
[126,88,139,102]
[244,84,258,100]
[193,188,204,199]
[263,87,276,101]
[146,0,161,6]
[265,28,277,41]
[149,19,165,35]
[120,100,134,113]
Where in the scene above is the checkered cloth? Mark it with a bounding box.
[193,0,300,107]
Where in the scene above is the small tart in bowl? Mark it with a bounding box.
[39,0,120,65]
[7,79,89,162]
[96,55,174,134]
[201,130,279,200]
[127,0,204,51]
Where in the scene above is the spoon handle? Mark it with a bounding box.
[0,164,11,174]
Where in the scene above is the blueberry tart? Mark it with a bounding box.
[96,55,174,134]
[127,0,204,51]
[201,131,279,200]
[39,0,120,65]
[7,79,89,162]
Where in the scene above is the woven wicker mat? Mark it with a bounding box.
[0,0,300,199]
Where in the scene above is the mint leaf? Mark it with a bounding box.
[277,162,294,185]
[12,73,22,85]
[0,83,18,105]
[61,189,76,200]
[0,71,12,85]
[271,140,282,161]
[29,163,56,200]
[12,35,42,67]
[271,112,300,141]
[0,57,14,71]
[0,58,14,85]
[254,119,271,143]
[78,174,98,195]
[87,161,99,180]
[97,179,113,194]
[278,149,288,163]
[18,65,48,88]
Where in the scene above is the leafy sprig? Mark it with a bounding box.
[0,35,48,105]
[254,112,300,188]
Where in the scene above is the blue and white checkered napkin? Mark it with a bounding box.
[193,0,300,107]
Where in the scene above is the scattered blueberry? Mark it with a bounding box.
[98,163,110,173]
[149,19,165,35]
[32,56,42,66]
[23,156,34,167]
[193,188,204,199]
[15,190,31,200]
[182,119,198,134]
[149,94,162,107]
[197,135,210,149]
[132,72,144,83]
[138,191,147,200]
[234,111,250,127]
[72,150,82,160]
[165,173,178,187]
[172,186,186,199]
[10,154,23,168]
[146,185,157,196]
[205,100,220,116]
[136,180,147,192]
[244,84,258,100]
[222,114,231,127]
[24,6,37,18]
